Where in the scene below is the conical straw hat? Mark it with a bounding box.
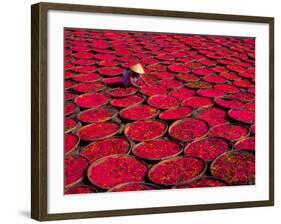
[130,63,145,74]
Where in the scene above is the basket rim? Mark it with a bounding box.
[64,155,88,188]
[181,96,214,109]
[106,86,138,98]
[183,136,231,162]
[65,134,80,156]
[213,96,246,109]
[71,73,102,83]
[124,119,168,142]
[208,122,251,142]
[184,80,213,89]
[64,184,98,194]
[107,181,160,192]
[159,106,193,121]
[110,94,145,108]
[97,66,123,77]
[148,155,207,187]
[74,92,110,109]
[131,138,183,161]
[147,94,180,110]
[228,108,255,124]
[233,136,255,151]
[87,154,148,190]
[79,136,132,162]
[77,121,123,141]
[209,150,255,185]
[168,117,210,142]
[119,104,160,121]
[172,176,229,189]
[77,106,118,123]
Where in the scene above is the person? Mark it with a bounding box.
[122,63,145,87]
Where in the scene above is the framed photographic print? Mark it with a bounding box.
[31,2,274,221]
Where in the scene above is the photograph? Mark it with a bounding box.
[30,2,274,220]
[64,28,256,194]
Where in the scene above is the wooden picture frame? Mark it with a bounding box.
[31,2,274,221]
